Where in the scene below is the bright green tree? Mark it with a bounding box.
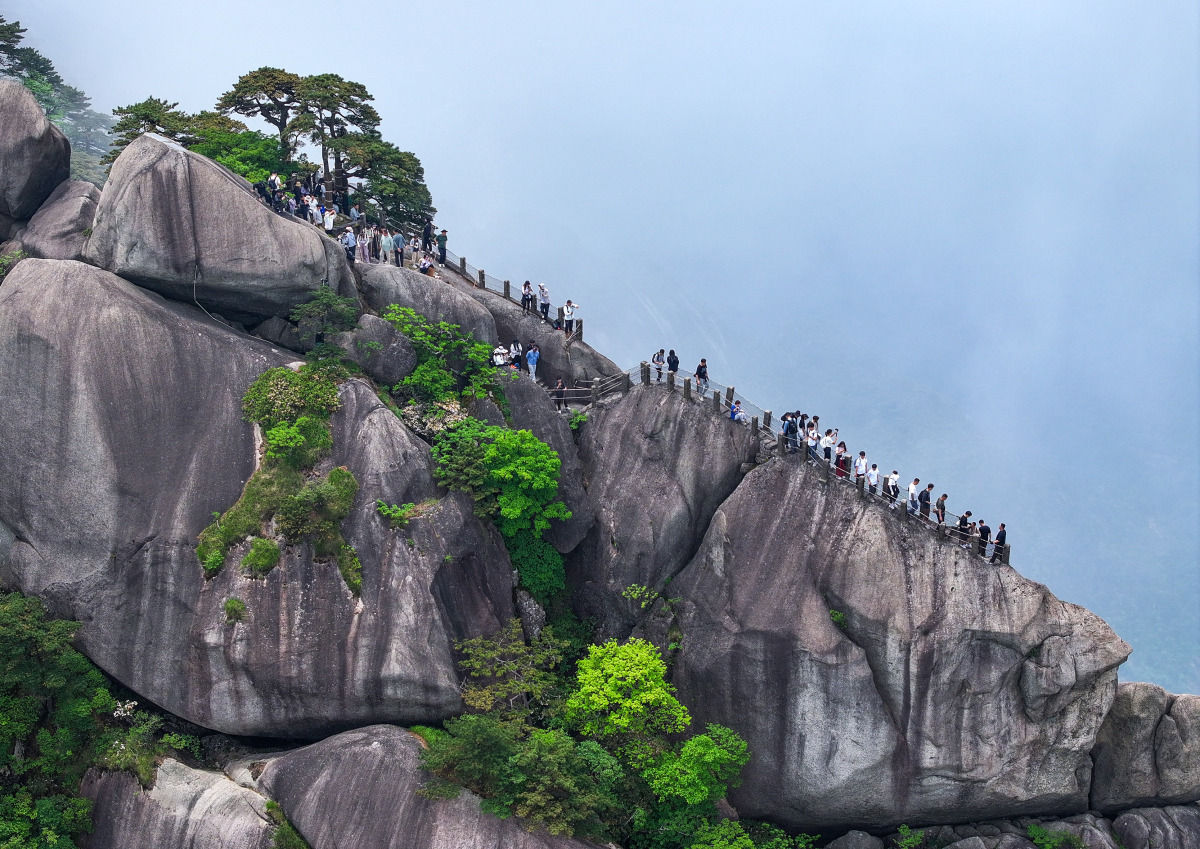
[103,97,194,165]
[457,619,565,718]
[564,639,690,741]
[642,724,750,805]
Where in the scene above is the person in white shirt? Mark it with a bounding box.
[563,300,579,334]
[908,478,921,514]
[537,284,551,322]
[820,429,837,461]
[866,463,880,495]
[806,425,820,461]
[853,451,868,481]
[492,345,510,367]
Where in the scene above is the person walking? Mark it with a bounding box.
[694,358,709,394]
[834,442,848,477]
[867,463,880,495]
[977,519,991,557]
[784,414,799,454]
[526,343,540,381]
[538,283,551,321]
[886,470,901,506]
[553,378,568,411]
[436,229,448,265]
[853,451,868,483]
[563,300,579,334]
[990,523,1007,563]
[956,511,973,547]
[521,281,534,313]
[908,478,921,514]
[935,493,948,526]
[666,349,679,380]
[370,227,382,263]
[652,349,666,381]
[918,483,934,521]
[340,227,357,264]
[421,218,433,252]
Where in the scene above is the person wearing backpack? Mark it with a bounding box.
[652,349,665,381]
[666,350,679,380]
[339,227,357,264]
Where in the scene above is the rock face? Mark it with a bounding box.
[258,725,601,849]
[668,456,1130,831]
[0,259,513,736]
[331,313,417,386]
[502,372,595,553]
[455,279,622,387]
[80,760,274,849]
[15,179,99,261]
[84,134,356,320]
[1112,805,1200,849]
[359,263,498,345]
[568,385,759,637]
[1091,682,1200,811]
[0,79,70,234]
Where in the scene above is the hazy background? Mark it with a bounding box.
[9,0,1198,691]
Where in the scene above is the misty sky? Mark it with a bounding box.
[8,1,1198,690]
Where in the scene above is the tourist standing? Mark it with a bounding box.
[521,281,534,313]
[977,520,991,557]
[652,349,666,381]
[510,339,524,371]
[694,358,710,393]
[853,451,868,482]
[935,493,948,526]
[421,218,433,251]
[340,227,356,264]
[563,300,578,334]
[553,379,567,411]
[538,284,551,321]
[867,464,880,495]
[908,478,920,514]
[886,470,900,506]
[436,229,448,265]
[918,483,934,520]
[666,349,679,380]
[990,524,1007,563]
[526,343,540,381]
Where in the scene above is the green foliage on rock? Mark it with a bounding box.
[242,538,281,578]
[0,250,25,284]
[289,286,359,347]
[266,799,312,849]
[505,531,566,607]
[457,619,565,719]
[381,306,493,404]
[264,416,332,469]
[564,639,690,741]
[224,597,247,623]
[1026,824,1083,849]
[242,366,341,430]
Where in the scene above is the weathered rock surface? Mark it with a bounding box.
[1091,682,1200,811]
[15,179,99,261]
[331,313,416,386]
[826,830,885,849]
[80,760,273,849]
[568,385,758,637]
[0,79,70,232]
[259,725,601,849]
[250,315,302,351]
[1113,805,1200,849]
[0,259,513,736]
[359,263,498,345]
[84,134,356,320]
[668,456,1130,831]
[451,276,621,387]
[502,371,595,553]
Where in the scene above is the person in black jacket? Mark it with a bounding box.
[977,520,992,557]
[694,358,709,394]
[989,523,1006,562]
[666,350,679,379]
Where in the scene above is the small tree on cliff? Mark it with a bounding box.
[103,96,194,164]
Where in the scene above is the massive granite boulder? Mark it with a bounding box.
[449,275,622,387]
[0,79,70,236]
[0,259,513,736]
[84,134,356,320]
[81,761,274,849]
[667,456,1130,831]
[502,371,595,553]
[568,385,759,637]
[1090,682,1200,812]
[330,313,417,386]
[13,179,99,261]
[1112,805,1200,849]
[359,263,498,345]
[258,725,601,849]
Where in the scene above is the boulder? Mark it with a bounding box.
[501,371,595,553]
[359,263,498,345]
[84,134,357,320]
[331,313,416,386]
[0,259,513,736]
[1112,805,1200,849]
[568,384,758,637]
[456,280,622,388]
[258,725,602,849]
[16,179,99,261]
[1091,683,1200,811]
[668,456,1130,831]
[0,79,70,229]
[826,830,885,849]
[251,315,302,351]
[80,760,274,849]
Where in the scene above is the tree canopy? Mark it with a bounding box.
[216,67,303,159]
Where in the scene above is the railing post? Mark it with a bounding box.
[898,497,909,522]
[725,386,735,405]
[764,410,772,430]
[503,279,511,299]
[640,362,650,386]
[622,371,632,393]
[683,376,692,400]
[1002,544,1011,565]
[857,474,865,498]
[576,319,583,341]
[776,433,787,458]
[477,269,486,288]
[459,256,467,275]
[750,415,758,432]
[557,306,565,327]
[712,390,721,415]
[667,371,676,392]
[819,455,830,483]
[590,377,600,406]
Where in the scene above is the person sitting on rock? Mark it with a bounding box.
[492,345,510,367]
[730,400,748,423]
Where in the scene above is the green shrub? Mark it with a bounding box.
[202,549,226,578]
[97,711,164,786]
[381,305,495,401]
[829,609,847,630]
[160,732,201,759]
[457,619,566,718]
[1027,825,1083,849]
[242,538,281,578]
[224,597,247,623]
[569,411,588,431]
[376,500,418,528]
[289,285,359,345]
[642,723,749,804]
[895,824,925,849]
[0,249,25,283]
[507,530,566,607]
[264,416,332,468]
[242,366,340,428]
[564,639,690,740]
[196,461,304,571]
[266,799,312,849]
[337,545,363,595]
[402,358,459,403]
[276,467,358,553]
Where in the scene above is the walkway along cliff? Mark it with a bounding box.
[0,79,1197,849]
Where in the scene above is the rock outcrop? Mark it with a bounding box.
[502,371,595,553]
[1112,805,1200,849]
[84,134,357,320]
[568,385,758,637]
[359,263,498,345]
[331,313,417,386]
[668,456,1130,831]
[0,80,70,236]
[14,179,99,261]
[1090,682,1200,811]
[0,259,512,736]
[81,760,274,849]
[258,725,601,849]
